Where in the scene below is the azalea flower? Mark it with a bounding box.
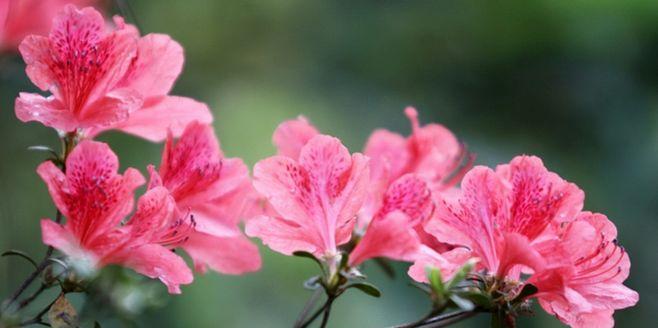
[245,134,370,265]
[38,141,194,293]
[148,121,261,274]
[530,212,639,328]
[364,107,472,195]
[411,155,584,282]
[0,0,101,51]
[15,5,211,140]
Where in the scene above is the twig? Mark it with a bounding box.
[319,297,335,328]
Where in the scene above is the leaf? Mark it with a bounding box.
[373,258,396,278]
[446,258,476,290]
[94,322,102,328]
[303,276,322,290]
[1,250,37,269]
[339,252,349,270]
[426,267,444,296]
[293,251,324,271]
[48,294,78,328]
[514,284,538,302]
[27,145,58,156]
[346,282,381,298]
[450,294,475,311]
[459,291,492,309]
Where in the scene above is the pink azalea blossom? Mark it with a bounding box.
[148,122,261,274]
[0,0,102,51]
[530,212,638,328]
[265,117,431,266]
[38,140,193,293]
[245,134,370,261]
[364,107,473,195]
[348,174,433,266]
[414,155,584,281]
[15,5,211,139]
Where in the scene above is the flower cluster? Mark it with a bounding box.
[12,5,259,295]
[5,4,638,328]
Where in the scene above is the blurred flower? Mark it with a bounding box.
[38,140,194,293]
[246,134,370,262]
[15,5,211,140]
[148,121,261,274]
[0,0,101,51]
[530,212,638,328]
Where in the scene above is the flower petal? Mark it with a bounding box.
[182,231,261,274]
[15,93,77,131]
[349,211,420,266]
[245,214,320,256]
[272,116,319,160]
[119,33,183,96]
[115,244,193,294]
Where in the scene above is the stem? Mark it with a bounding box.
[391,309,480,328]
[2,133,74,313]
[296,296,332,328]
[17,284,49,311]
[18,297,57,327]
[319,297,334,328]
[294,289,322,327]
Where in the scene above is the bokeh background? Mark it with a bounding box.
[1,0,657,327]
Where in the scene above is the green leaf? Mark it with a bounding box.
[293,251,324,271]
[303,276,322,290]
[346,282,381,298]
[426,267,444,296]
[446,258,476,290]
[450,294,475,311]
[1,250,37,269]
[460,291,492,309]
[514,283,538,302]
[48,294,78,328]
[339,252,349,270]
[94,322,102,328]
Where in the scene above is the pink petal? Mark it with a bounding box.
[18,35,55,91]
[245,214,321,256]
[408,246,472,283]
[104,95,213,142]
[119,33,183,97]
[364,129,409,182]
[114,244,193,294]
[272,116,319,159]
[252,135,369,256]
[78,88,142,129]
[182,231,261,274]
[15,93,78,131]
[57,141,144,241]
[36,160,68,217]
[495,232,546,277]
[125,187,176,241]
[377,174,433,225]
[496,155,584,238]
[349,211,420,266]
[41,219,81,259]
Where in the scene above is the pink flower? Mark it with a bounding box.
[38,140,193,293]
[15,5,211,140]
[530,212,638,328]
[245,134,370,260]
[416,155,584,280]
[348,174,432,266]
[364,107,472,195]
[0,0,102,51]
[148,122,261,274]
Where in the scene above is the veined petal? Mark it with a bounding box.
[15,93,78,131]
[114,244,193,294]
[273,116,319,160]
[349,211,420,266]
[245,215,321,256]
[182,231,261,274]
[119,33,183,97]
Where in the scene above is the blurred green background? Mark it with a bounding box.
[1,0,657,327]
